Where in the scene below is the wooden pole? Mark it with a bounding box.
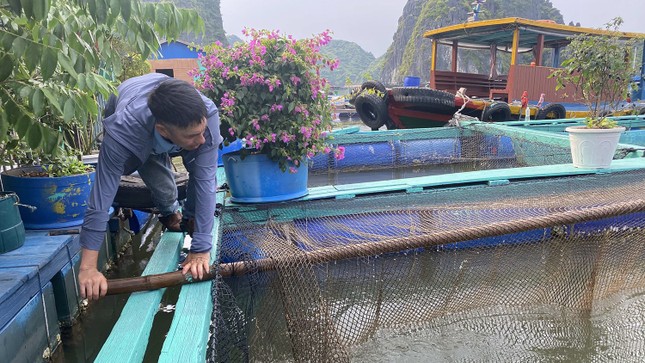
[106,199,645,295]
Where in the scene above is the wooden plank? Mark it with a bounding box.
[95,230,183,363]
[157,168,226,362]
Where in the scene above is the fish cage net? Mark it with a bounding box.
[307,126,637,187]
[207,168,645,362]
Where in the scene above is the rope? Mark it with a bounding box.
[450,88,478,126]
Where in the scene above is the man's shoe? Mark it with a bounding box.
[180,217,195,237]
[159,211,183,232]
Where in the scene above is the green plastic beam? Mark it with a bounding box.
[157,168,226,362]
[95,227,183,363]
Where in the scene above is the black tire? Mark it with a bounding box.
[384,117,397,130]
[390,87,456,113]
[536,103,566,120]
[361,80,387,96]
[481,102,512,122]
[354,92,389,130]
[114,172,189,210]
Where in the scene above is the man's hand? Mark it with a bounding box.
[181,251,211,280]
[79,248,107,301]
[79,267,108,301]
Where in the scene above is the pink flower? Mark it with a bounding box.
[334,146,346,160]
[193,28,340,170]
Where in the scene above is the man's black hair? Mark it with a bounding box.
[148,78,207,128]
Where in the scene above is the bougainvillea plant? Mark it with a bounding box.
[192,28,345,172]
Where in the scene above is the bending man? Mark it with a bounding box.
[79,73,222,300]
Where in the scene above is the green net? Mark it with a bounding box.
[207,126,645,362]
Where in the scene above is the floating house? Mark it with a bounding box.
[148,41,201,84]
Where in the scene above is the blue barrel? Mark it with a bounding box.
[398,138,461,164]
[403,76,421,87]
[482,135,515,158]
[223,152,308,203]
[335,142,397,169]
[0,192,25,254]
[1,167,95,229]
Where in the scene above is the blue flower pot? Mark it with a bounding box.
[222,151,308,203]
[1,167,95,229]
[217,139,244,166]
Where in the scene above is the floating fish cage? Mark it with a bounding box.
[206,117,645,362]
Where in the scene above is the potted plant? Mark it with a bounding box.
[1,151,95,229]
[0,0,203,225]
[193,28,345,202]
[550,18,638,168]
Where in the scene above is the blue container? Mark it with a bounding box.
[403,76,421,87]
[398,138,461,164]
[482,135,515,158]
[223,152,308,203]
[0,192,25,254]
[1,167,95,229]
[335,141,397,169]
[217,139,244,166]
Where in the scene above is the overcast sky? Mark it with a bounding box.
[220,0,645,58]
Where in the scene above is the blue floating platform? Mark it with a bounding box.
[0,231,80,362]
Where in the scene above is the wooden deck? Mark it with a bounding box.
[0,209,140,363]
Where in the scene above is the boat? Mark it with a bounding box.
[354,17,645,130]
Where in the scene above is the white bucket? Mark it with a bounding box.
[565,126,626,168]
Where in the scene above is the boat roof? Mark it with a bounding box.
[423,17,645,51]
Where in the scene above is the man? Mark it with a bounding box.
[79,73,223,300]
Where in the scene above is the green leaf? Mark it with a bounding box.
[12,37,27,58]
[0,53,14,82]
[1,33,16,52]
[0,110,8,141]
[19,86,32,99]
[74,56,85,73]
[25,43,42,72]
[4,98,21,125]
[58,53,78,77]
[32,89,44,116]
[86,74,96,91]
[96,0,108,24]
[7,0,22,15]
[41,129,60,155]
[40,46,57,80]
[41,87,63,114]
[20,0,34,18]
[32,0,50,21]
[77,74,86,90]
[63,97,74,122]
[26,122,43,149]
[15,114,31,139]
[108,0,120,23]
[120,0,131,21]
[53,23,65,40]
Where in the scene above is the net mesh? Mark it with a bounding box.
[306,125,640,186]
[207,127,645,362]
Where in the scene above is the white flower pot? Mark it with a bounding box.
[565,126,625,168]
